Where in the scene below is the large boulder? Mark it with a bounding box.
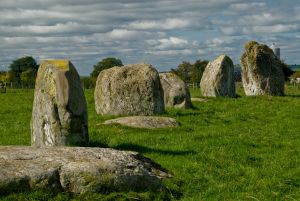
[31,60,88,147]
[159,73,192,109]
[200,55,235,97]
[240,41,285,96]
[0,146,170,194]
[94,63,164,116]
[103,116,179,129]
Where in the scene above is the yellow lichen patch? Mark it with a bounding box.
[41,60,70,70]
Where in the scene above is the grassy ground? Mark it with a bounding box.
[1,84,300,200]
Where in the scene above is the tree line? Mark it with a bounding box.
[0,56,294,89]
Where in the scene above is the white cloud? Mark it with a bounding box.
[127,18,193,30]
[229,2,266,11]
[155,37,189,50]
[244,24,299,34]
[0,0,300,74]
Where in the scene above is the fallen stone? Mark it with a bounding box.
[94,63,164,116]
[103,116,179,129]
[200,55,235,97]
[31,60,88,147]
[159,73,192,109]
[0,146,170,195]
[241,41,285,96]
[191,98,209,102]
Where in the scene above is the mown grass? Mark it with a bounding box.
[1,84,300,200]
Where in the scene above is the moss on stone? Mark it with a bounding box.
[41,60,70,70]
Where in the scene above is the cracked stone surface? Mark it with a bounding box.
[0,146,170,194]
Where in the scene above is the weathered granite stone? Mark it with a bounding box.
[103,116,179,129]
[0,146,170,194]
[94,63,164,116]
[200,55,235,97]
[31,60,88,147]
[241,41,285,96]
[159,73,192,109]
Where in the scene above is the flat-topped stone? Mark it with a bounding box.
[103,116,179,129]
[31,60,88,147]
[0,146,170,195]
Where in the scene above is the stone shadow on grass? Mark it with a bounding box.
[112,143,196,156]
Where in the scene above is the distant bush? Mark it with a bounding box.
[290,71,300,78]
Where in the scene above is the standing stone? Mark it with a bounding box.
[240,41,285,96]
[159,73,192,108]
[31,60,88,147]
[94,63,164,116]
[200,55,235,97]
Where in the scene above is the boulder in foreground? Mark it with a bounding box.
[31,60,88,147]
[94,63,164,116]
[0,146,170,194]
[240,41,285,96]
[103,116,179,129]
[159,73,192,109]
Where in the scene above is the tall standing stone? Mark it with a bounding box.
[94,63,164,116]
[31,60,88,147]
[200,55,235,97]
[240,41,285,96]
[159,72,192,108]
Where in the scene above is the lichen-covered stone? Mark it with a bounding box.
[200,55,235,97]
[31,60,88,147]
[159,73,192,109]
[240,41,285,96]
[94,63,164,116]
[103,116,179,129]
[0,146,170,194]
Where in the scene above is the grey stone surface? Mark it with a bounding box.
[94,63,164,116]
[0,146,170,194]
[200,55,235,97]
[159,73,192,109]
[103,116,179,129]
[31,60,88,147]
[240,41,285,96]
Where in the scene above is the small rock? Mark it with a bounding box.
[200,55,235,97]
[159,73,192,109]
[94,63,164,116]
[103,116,179,129]
[31,60,88,147]
[240,41,285,96]
[0,146,170,194]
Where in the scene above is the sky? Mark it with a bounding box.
[0,0,299,75]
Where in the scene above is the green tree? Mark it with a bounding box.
[171,60,208,84]
[90,57,123,78]
[191,60,209,83]
[20,69,36,87]
[171,61,193,83]
[9,56,38,84]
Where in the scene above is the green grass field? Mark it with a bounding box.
[1,84,300,200]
